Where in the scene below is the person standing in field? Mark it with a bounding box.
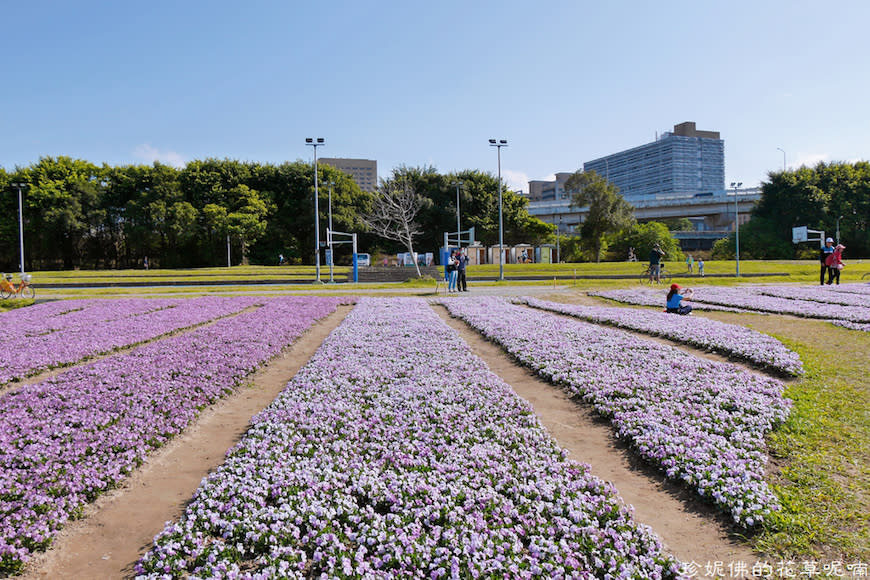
[649,244,665,282]
[820,238,834,285]
[686,254,694,274]
[456,249,469,292]
[825,244,845,285]
[698,258,705,277]
[445,250,458,292]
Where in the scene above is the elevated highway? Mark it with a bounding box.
[527,189,762,250]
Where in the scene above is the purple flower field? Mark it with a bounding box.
[137,298,683,579]
[520,297,803,376]
[588,288,746,313]
[0,297,345,574]
[758,285,870,308]
[591,285,870,329]
[0,297,264,387]
[441,297,791,529]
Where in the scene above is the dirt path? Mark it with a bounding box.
[20,305,351,580]
[433,304,759,566]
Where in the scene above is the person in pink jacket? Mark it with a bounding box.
[825,244,845,285]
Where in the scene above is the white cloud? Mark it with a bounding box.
[503,169,530,194]
[791,152,828,169]
[133,144,186,168]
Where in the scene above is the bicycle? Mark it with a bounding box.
[0,273,36,299]
[639,263,672,285]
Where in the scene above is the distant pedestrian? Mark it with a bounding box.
[143,256,149,270]
[278,253,285,266]
[649,244,665,282]
[456,249,469,292]
[445,250,458,292]
[686,254,694,274]
[825,244,845,285]
[820,238,834,285]
[698,259,705,277]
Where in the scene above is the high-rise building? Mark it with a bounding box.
[583,122,724,200]
[320,158,378,192]
[527,172,574,202]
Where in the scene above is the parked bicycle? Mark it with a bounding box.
[0,273,35,299]
[639,263,671,285]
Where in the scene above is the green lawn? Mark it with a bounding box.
[18,258,870,291]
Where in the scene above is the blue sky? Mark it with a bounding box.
[3,0,869,192]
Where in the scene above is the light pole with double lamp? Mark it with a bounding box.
[327,180,335,283]
[305,138,325,283]
[451,181,463,242]
[776,147,786,172]
[489,139,508,280]
[10,183,27,275]
[731,181,742,277]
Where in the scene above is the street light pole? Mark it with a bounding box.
[731,181,743,277]
[328,180,335,283]
[836,215,843,244]
[556,214,561,264]
[305,138,325,283]
[489,139,508,281]
[10,183,27,275]
[777,148,786,172]
[451,181,463,242]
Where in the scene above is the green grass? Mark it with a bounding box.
[761,330,870,560]
[0,299,34,311]
[25,259,870,289]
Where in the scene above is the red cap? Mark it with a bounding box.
[670,284,681,290]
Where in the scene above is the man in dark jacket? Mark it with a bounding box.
[820,237,834,285]
[456,250,469,291]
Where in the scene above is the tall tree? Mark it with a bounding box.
[564,170,635,262]
[750,161,870,258]
[361,178,430,277]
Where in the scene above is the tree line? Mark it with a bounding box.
[0,158,551,271]
[714,161,870,259]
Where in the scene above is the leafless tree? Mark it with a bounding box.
[360,180,428,277]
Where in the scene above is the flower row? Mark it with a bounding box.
[441,297,791,528]
[590,285,870,328]
[686,286,870,323]
[18,298,183,337]
[520,297,803,376]
[0,297,346,575]
[0,297,261,387]
[756,284,870,308]
[137,298,682,579]
[588,288,745,312]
